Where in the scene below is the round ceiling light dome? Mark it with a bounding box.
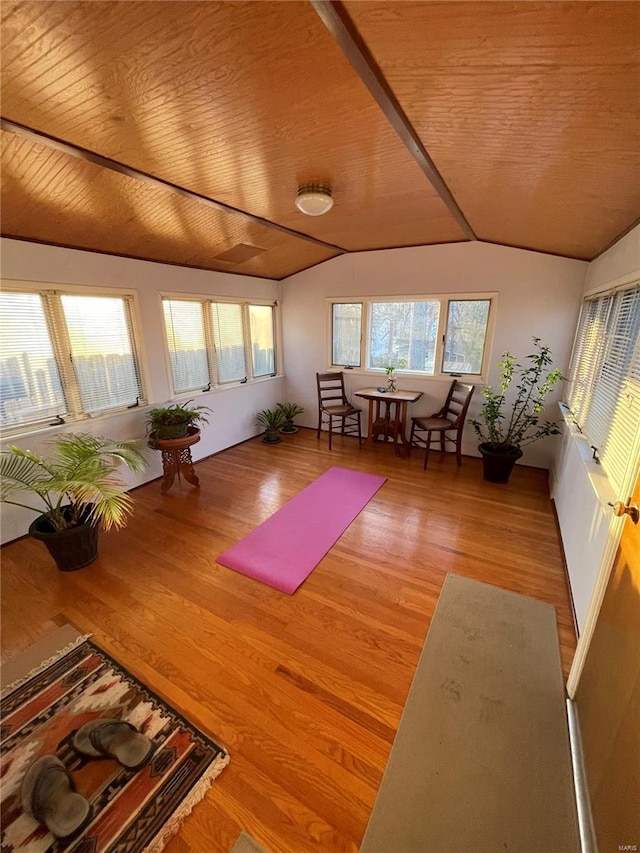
[296,184,334,216]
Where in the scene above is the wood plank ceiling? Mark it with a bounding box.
[1,1,638,279]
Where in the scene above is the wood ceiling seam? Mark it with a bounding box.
[0,117,349,256]
[310,0,477,243]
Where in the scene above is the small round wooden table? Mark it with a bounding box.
[149,427,201,494]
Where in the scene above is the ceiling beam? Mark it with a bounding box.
[0,118,347,255]
[310,0,477,242]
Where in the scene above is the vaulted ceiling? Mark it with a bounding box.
[1,1,638,280]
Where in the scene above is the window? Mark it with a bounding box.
[162,297,277,394]
[567,282,640,492]
[332,303,362,367]
[248,305,275,377]
[329,294,495,378]
[0,287,144,430]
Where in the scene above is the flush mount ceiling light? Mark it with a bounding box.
[295,184,334,216]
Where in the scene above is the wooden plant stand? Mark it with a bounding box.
[150,427,201,494]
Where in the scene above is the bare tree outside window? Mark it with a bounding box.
[443,300,490,374]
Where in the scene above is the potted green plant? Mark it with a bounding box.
[256,408,286,444]
[0,434,148,570]
[469,337,563,483]
[277,402,304,434]
[146,400,211,441]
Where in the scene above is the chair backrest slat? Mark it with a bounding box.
[443,380,475,425]
[317,372,348,408]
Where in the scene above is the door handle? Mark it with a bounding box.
[608,500,639,525]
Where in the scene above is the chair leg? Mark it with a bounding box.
[456,429,463,466]
[317,410,322,440]
[328,415,333,450]
[357,413,362,447]
[408,422,415,456]
[424,431,432,470]
[440,432,445,454]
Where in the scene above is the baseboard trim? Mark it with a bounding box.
[566,698,597,853]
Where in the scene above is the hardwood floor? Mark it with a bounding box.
[1,429,576,853]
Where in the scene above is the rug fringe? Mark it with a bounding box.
[1,633,92,699]
[143,751,231,853]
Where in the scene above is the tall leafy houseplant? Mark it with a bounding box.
[0,434,148,570]
[469,338,563,483]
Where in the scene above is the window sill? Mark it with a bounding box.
[557,402,616,508]
[330,367,486,384]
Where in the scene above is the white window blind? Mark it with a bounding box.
[0,288,145,431]
[0,291,67,427]
[61,295,142,412]
[248,305,275,377]
[162,299,210,394]
[567,283,640,492]
[211,302,247,383]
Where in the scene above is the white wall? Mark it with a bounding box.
[280,241,587,467]
[0,238,282,543]
[550,223,640,633]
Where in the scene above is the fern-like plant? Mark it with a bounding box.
[0,434,149,532]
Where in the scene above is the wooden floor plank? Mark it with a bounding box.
[0,429,577,852]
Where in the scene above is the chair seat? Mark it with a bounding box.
[412,416,456,431]
[324,404,359,416]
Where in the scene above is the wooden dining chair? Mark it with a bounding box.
[409,380,475,469]
[316,372,362,450]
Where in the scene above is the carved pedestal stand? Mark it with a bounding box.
[150,427,201,494]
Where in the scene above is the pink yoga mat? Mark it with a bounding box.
[216,466,386,594]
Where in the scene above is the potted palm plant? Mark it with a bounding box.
[277,402,304,434]
[0,434,148,570]
[256,408,286,444]
[469,337,563,483]
[146,401,211,443]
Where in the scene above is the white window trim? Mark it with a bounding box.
[326,292,498,382]
[0,280,149,436]
[159,292,280,399]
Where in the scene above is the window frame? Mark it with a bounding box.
[0,281,148,436]
[160,293,279,397]
[327,292,497,382]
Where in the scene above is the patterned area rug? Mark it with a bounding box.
[1,635,229,852]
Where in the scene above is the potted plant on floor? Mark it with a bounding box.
[0,434,148,570]
[277,402,304,434]
[256,408,286,444]
[469,337,563,483]
[146,400,211,445]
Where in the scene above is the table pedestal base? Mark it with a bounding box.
[160,446,200,494]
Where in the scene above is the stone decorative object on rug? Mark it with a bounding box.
[1,635,229,852]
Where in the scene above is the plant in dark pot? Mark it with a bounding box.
[146,400,211,443]
[277,402,304,434]
[469,337,563,483]
[256,408,286,444]
[0,434,149,570]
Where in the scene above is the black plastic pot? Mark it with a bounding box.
[153,423,190,440]
[262,429,282,444]
[478,443,523,484]
[29,508,99,571]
